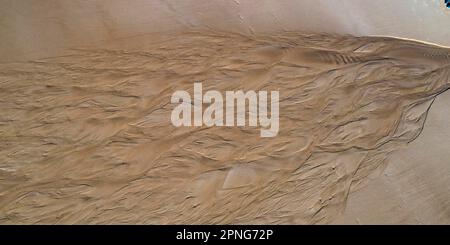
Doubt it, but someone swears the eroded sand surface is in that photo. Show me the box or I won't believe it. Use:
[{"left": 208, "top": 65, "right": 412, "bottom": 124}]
[
  {"left": 1, "top": 31, "right": 449, "bottom": 224},
  {"left": 334, "top": 90, "right": 450, "bottom": 224}
]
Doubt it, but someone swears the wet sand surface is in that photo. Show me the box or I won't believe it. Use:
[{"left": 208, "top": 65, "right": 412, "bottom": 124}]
[
  {"left": 1, "top": 31, "right": 449, "bottom": 224},
  {"left": 333, "top": 90, "right": 450, "bottom": 224}
]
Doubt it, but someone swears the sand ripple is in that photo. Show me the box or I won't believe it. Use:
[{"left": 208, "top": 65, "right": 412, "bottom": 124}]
[{"left": 0, "top": 32, "right": 449, "bottom": 224}]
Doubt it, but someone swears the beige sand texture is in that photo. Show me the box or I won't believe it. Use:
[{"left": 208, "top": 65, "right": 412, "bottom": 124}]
[
  {"left": 0, "top": 0, "right": 449, "bottom": 224},
  {"left": 333, "top": 91, "right": 450, "bottom": 224}
]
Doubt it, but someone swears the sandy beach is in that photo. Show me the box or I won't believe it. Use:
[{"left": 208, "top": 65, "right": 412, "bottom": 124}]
[{"left": 0, "top": 0, "right": 449, "bottom": 224}]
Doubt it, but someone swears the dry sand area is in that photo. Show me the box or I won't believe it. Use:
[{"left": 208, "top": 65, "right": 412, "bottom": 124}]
[{"left": 0, "top": 0, "right": 449, "bottom": 224}]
